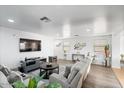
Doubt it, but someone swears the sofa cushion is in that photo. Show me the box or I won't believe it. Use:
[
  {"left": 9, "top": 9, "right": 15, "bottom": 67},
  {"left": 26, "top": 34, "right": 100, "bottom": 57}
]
[
  {"left": 49, "top": 73, "right": 68, "bottom": 88},
  {"left": 70, "top": 71, "right": 81, "bottom": 88},
  {"left": 71, "top": 62, "right": 86, "bottom": 71},
  {"left": 0, "top": 71, "right": 12, "bottom": 88},
  {"left": 26, "top": 60, "right": 36, "bottom": 66},
  {"left": 67, "top": 68, "right": 79, "bottom": 84},
  {"left": 63, "top": 66, "right": 71, "bottom": 78},
  {"left": 7, "top": 72, "right": 21, "bottom": 84},
  {"left": 0, "top": 65, "right": 11, "bottom": 76}
]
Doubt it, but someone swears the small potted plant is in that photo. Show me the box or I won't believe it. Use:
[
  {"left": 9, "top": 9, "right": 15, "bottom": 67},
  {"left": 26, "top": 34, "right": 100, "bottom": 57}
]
[
  {"left": 105, "top": 45, "right": 109, "bottom": 57},
  {"left": 104, "top": 45, "right": 110, "bottom": 67}
]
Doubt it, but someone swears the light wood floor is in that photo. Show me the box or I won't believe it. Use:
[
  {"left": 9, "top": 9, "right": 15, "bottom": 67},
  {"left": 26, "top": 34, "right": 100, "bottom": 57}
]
[
  {"left": 57, "top": 60, "right": 121, "bottom": 88},
  {"left": 112, "top": 68, "right": 124, "bottom": 88},
  {"left": 82, "top": 64, "right": 121, "bottom": 88}
]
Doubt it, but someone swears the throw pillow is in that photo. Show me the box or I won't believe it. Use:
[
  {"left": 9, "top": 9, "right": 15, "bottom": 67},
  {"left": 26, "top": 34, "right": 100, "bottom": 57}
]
[
  {"left": 67, "top": 68, "right": 79, "bottom": 84},
  {"left": 7, "top": 73, "right": 20, "bottom": 84},
  {"left": 0, "top": 66, "right": 11, "bottom": 76},
  {"left": 63, "top": 66, "right": 71, "bottom": 78}
]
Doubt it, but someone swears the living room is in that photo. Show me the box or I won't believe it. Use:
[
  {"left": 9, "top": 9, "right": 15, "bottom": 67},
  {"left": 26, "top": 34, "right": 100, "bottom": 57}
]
[{"left": 0, "top": 5, "right": 124, "bottom": 88}]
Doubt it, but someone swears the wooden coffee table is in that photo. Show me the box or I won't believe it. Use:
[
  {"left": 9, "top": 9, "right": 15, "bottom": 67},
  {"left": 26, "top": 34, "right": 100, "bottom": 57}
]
[{"left": 40, "top": 63, "right": 59, "bottom": 79}]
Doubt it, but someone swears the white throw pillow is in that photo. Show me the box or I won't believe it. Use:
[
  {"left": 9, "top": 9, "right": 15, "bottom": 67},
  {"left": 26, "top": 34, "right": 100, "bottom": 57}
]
[{"left": 0, "top": 71, "right": 12, "bottom": 88}]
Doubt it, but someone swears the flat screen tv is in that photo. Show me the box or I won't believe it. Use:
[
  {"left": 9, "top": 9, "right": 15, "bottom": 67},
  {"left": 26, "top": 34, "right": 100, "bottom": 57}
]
[{"left": 19, "top": 38, "right": 41, "bottom": 52}]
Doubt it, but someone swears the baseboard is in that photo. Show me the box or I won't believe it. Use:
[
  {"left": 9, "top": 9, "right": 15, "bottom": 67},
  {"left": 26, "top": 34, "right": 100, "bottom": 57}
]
[{"left": 112, "top": 66, "right": 121, "bottom": 69}]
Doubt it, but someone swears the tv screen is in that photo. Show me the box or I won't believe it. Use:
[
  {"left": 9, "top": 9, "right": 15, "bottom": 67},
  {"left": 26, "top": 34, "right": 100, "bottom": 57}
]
[{"left": 19, "top": 38, "right": 41, "bottom": 52}]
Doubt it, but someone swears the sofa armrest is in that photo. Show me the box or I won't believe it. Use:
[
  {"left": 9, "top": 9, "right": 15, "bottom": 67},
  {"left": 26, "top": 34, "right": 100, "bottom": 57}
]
[
  {"left": 21, "top": 61, "right": 26, "bottom": 67},
  {"left": 49, "top": 73, "right": 69, "bottom": 88},
  {"left": 7, "top": 71, "right": 23, "bottom": 84},
  {"left": 11, "top": 71, "right": 23, "bottom": 80}
]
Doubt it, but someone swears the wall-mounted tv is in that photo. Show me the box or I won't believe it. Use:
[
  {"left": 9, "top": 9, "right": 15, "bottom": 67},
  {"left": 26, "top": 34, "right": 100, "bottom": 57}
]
[{"left": 19, "top": 38, "right": 41, "bottom": 52}]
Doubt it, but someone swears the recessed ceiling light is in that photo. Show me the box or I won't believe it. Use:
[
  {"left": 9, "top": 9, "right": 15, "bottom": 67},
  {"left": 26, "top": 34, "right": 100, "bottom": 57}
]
[
  {"left": 8, "top": 19, "right": 15, "bottom": 23},
  {"left": 86, "top": 28, "right": 91, "bottom": 32}
]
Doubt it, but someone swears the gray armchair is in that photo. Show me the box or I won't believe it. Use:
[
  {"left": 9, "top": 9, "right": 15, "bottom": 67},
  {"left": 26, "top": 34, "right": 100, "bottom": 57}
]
[{"left": 49, "top": 58, "right": 91, "bottom": 88}]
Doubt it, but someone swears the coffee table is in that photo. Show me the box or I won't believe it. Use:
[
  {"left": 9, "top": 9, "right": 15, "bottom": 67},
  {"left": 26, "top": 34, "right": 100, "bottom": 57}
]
[{"left": 40, "top": 63, "right": 59, "bottom": 79}]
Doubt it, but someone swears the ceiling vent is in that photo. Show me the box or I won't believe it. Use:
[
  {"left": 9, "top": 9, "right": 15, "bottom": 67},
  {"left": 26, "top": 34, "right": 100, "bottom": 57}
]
[
  {"left": 74, "top": 35, "right": 79, "bottom": 37},
  {"left": 40, "top": 17, "right": 51, "bottom": 22}
]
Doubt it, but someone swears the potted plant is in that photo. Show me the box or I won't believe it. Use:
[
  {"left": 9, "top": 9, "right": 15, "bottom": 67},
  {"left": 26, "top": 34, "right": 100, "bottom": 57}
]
[
  {"left": 104, "top": 45, "right": 110, "bottom": 67},
  {"left": 13, "top": 74, "right": 45, "bottom": 88},
  {"left": 105, "top": 45, "right": 109, "bottom": 57},
  {"left": 13, "top": 73, "right": 62, "bottom": 88}
]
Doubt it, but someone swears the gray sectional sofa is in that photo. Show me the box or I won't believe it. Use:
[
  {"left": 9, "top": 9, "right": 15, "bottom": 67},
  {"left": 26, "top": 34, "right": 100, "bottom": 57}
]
[{"left": 49, "top": 58, "right": 92, "bottom": 88}]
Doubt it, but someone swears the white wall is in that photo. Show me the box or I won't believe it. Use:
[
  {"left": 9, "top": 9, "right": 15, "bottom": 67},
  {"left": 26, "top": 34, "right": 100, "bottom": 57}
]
[
  {"left": 112, "top": 31, "right": 124, "bottom": 68},
  {"left": 112, "top": 33, "right": 121, "bottom": 68},
  {"left": 0, "top": 27, "right": 2, "bottom": 63},
  {"left": 120, "top": 32, "right": 124, "bottom": 54},
  {"left": 54, "top": 40, "right": 64, "bottom": 59},
  {"left": 110, "top": 17, "right": 124, "bottom": 69},
  {"left": 0, "top": 27, "right": 54, "bottom": 68}
]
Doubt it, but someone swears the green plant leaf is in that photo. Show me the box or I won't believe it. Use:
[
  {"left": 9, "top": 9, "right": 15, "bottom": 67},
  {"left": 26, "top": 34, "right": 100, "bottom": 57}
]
[
  {"left": 46, "top": 82, "right": 62, "bottom": 88},
  {"left": 28, "top": 73, "right": 45, "bottom": 88},
  {"left": 105, "top": 45, "right": 109, "bottom": 50},
  {"left": 34, "top": 74, "right": 45, "bottom": 84},
  {"left": 13, "top": 81, "right": 26, "bottom": 88},
  {"left": 28, "top": 77, "right": 37, "bottom": 88},
  {"left": 13, "top": 73, "right": 46, "bottom": 88}
]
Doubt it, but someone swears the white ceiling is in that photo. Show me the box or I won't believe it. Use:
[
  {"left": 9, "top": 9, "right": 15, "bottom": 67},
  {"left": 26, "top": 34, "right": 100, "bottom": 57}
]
[{"left": 0, "top": 5, "right": 124, "bottom": 37}]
